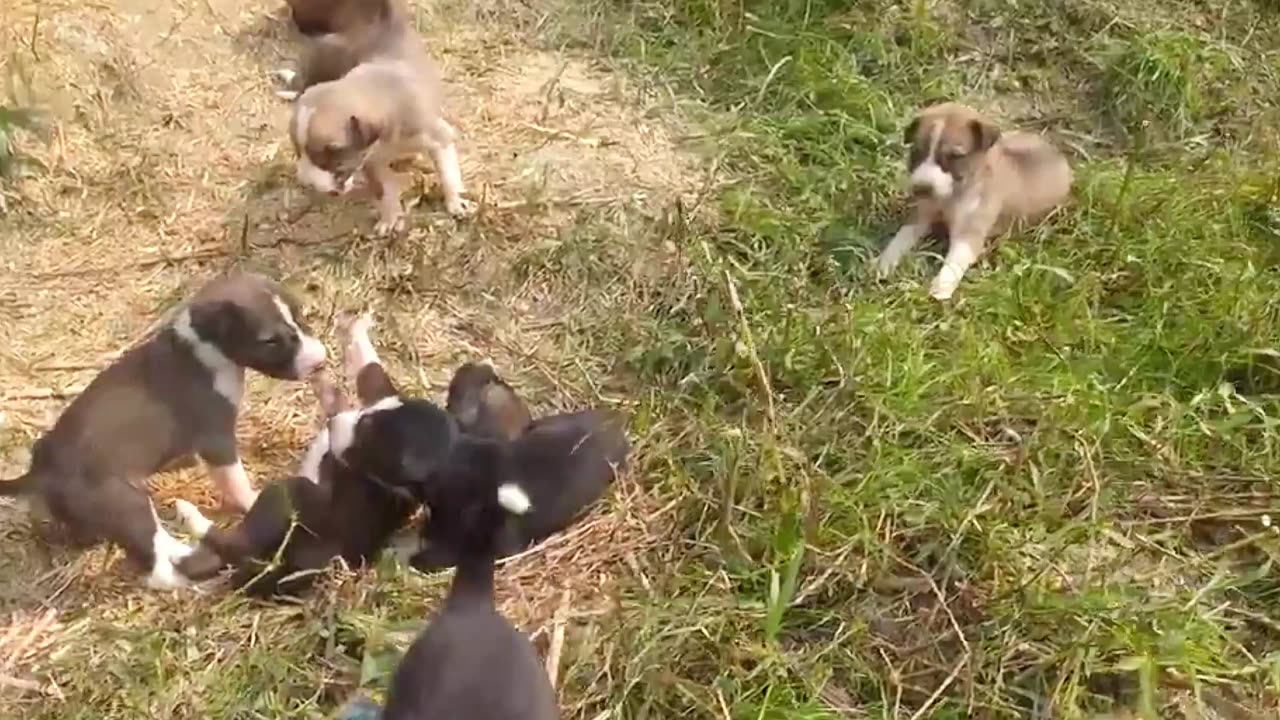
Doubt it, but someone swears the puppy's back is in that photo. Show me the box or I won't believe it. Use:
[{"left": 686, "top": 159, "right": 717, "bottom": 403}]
[
  {"left": 510, "top": 409, "right": 629, "bottom": 542},
  {"left": 994, "top": 131, "right": 1072, "bottom": 223}
]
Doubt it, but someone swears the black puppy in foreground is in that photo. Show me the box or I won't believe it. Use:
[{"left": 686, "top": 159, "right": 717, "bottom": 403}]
[
  {"left": 381, "top": 434, "right": 559, "bottom": 720},
  {"left": 411, "top": 364, "right": 631, "bottom": 572},
  {"left": 173, "top": 315, "right": 453, "bottom": 597}
]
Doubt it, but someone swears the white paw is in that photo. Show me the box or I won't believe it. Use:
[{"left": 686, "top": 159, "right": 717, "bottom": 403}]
[
  {"left": 174, "top": 499, "right": 214, "bottom": 538},
  {"left": 875, "top": 252, "right": 900, "bottom": 278},
  {"left": 270, "top": 68, "right": 298, "bottom": 85},
  {"left": 445, "top": 196, "right": 476, "bottom": 218},
  {"left": 275, "top": 90, "right": 300, "bottom": 101},
  {"left": 374, "top": 213, "right": 405, "bottom": 236},
  {"left": 928, "top": 278, "right": 958, "bottom": 301}
]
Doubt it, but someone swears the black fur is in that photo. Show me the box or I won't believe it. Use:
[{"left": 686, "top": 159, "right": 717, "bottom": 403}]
[
  {"left": 412, "top": 408, "right": 629, "bottom": 572},
  {"left": 381, "top": 437, "right": 558, "bottom": 720},
  {"left": 177, "top": 394, "right": 458, "bottom": 598}
]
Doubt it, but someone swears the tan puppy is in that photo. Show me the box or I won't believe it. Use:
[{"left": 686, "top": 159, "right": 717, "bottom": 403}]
[
  {"left": 284, "top": 0, "right": 473, "bottom": 235},
  {"left": 875, "top": 103, "right": 1072, "bottom": 301}
]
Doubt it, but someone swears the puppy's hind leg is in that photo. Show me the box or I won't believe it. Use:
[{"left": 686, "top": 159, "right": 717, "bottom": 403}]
[{"left": 338, "top": 312, "right": 397, "bottom": 405}]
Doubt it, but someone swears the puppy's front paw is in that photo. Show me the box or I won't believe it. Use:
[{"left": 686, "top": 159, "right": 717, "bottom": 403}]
[
  {"left": 374, "top": 215, "right": 406, "bottom": 237},
  {"left": 269, "top": 68, "right": 299, "bottom": 101},
  {"left": 928, "top": 277, "right": 959, "bottom": 301},
  {"left": 875, "top": 251, "right": 901, "bottom": 278},
  {"left": 445, "top": 196, "right": 476, "bottom": 219},
  {"left": 174, "top": 499, "right": 214, "bottom": 539},
  {"left": 270, "top": 68, "right": 297, "bottom": 85}
]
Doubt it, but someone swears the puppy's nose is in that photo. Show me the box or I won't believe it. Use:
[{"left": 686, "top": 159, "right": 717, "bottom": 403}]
[{"left": 910, "top": 182, "right": 935, "bottom": 198}]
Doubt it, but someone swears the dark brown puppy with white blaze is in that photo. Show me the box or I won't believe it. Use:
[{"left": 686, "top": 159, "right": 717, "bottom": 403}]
[
  {"left": 282, "top": 0, "right": 474, "bottom": 235},
  {"left": 876, "top": 102, "right": 1073, "bottom": 301},
  {"left": 172, "top": 316, "right": 454, "bottom": 597},
  {"left": 284, "top": 0, "right": 396, "bottom": 37},
  {"left": 381, "top": 444, "right": 558, "bottom": 720},
  {"left": 0, "top": 273, "right": 327, "bottom": 589},
  {"left": 446, "top": 360, "right": 532, "bottom": 442}
]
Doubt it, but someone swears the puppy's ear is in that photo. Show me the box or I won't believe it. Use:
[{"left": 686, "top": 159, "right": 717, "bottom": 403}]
[
  {"left": 903, "top": 117, "right": 921, "bottom": 147},
  {"left": 970, "top": 119, "right": 1001, "bottom": 152},
  {"left": 349, "top": 115, "right": 382, "bottom": 148},
  {"left": 186, "top": 300, "right": 241, "bottom": 344}
]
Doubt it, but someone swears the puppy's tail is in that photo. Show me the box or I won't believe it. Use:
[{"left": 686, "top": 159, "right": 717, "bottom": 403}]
[{"left": 0, "top": 471, "right": 36, "bottom": 497}]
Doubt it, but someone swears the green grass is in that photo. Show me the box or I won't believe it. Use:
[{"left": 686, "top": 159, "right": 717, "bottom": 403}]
[{"left": 524, "top": 0, "right": 1280, "bottom": 717}]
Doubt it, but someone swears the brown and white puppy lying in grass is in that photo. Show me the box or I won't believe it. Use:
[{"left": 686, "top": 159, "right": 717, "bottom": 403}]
[
  {"left": 172, "top": 313, "right": 451, "bottom": 598},
  {"left": 277, "top": 0, "right": 474, "bottom": 234},
  {"left": 876, "top": 102, "right": 1073, "bottom": 301},
  {"left": 0, "top": 272, "right": 327, "bottom": 589}
]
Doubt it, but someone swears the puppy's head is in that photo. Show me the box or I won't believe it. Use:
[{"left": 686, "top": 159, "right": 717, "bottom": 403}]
[
  {"left": 290, "top": 95, "right": 382, "bottom": 196},
  {"left": 327, "top": 397, "right": 458, "bottom": 490},
  {"left": 446, "top": 361, "right": 533, "bottom": 442},
  {"left": 903, "top": 103, "right": 1002, "bottom": 201},
  {"left": 182, "top": 273, "right": 327, "bottom": 380},
  {"left": 422, "top": 434, "right": 533, "bottom": 553}
]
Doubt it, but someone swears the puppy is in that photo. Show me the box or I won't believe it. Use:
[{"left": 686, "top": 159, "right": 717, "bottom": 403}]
[
  {"left": 284, "top": 0, "right": 474, "bottom": 234},
  {"left": 410, "top": 407, "right": 630, "bottom": 572},
  {"left": 173, "top": 316, "right": 453, "bottom": 597},
  {"left": 284, "top": 0, "right": 398, "bottom": 37},
  {"left": 0, "top": 273, "right": 327, "bottom": 589},
  {"left": 446, "top": 361, "right": 532, "bottom": 442},
  {"left": 875, "top": 102, "right": 1072, "bottom": 300},
  {"left": 380, "top": 445, "right": 558, "bottom": 720}
]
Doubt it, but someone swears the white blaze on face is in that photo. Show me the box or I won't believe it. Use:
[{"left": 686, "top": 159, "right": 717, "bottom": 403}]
[
  {"left": 292, "top": 103, "right": 340, "bottom": 194},
  {"left": 909, "top": 121, "right": 954, "bottom": 200},
  {"left": 272, "top": 296, "right": 327, "bottom": 378},
  {"left": 327, "top": 396, "right": 404, "bottom": 460}
]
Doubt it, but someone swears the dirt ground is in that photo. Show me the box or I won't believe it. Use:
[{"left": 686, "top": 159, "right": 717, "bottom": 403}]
[{"left": 0, "top": 0, "right": 699, "bottom": 713}]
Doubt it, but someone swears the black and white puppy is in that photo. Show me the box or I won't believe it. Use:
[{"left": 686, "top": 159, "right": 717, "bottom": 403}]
[
  {"left": 381, "top": 445, "right": 558, "bottom": 720},
  {"left": 412, "top": 364, "right": 630, "bottom": 571},
  {"left": 0, "top": 272, "right": 327, "bottom": 589},
  {"left": 173, "top": 316, "right": 454, "bottom": 597}
]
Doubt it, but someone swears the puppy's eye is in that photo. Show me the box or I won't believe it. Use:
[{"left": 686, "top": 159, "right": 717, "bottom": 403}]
[{"left": 258, "top": 334, "right": 283, "bottom": 347}]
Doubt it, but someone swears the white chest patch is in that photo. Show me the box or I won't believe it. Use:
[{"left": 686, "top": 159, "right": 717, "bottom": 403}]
[{"left": 173, "top": 308, "right": 245, "bottom": 405}]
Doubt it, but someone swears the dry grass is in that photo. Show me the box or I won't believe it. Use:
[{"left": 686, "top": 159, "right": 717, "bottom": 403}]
[{"left": 0, "top": 0, "right": 703, "bottom": 715}]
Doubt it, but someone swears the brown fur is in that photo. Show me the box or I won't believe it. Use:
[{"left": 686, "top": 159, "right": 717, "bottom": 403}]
[{"left": 878, "top": 102, "right": 1072, "bottom": 300}]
